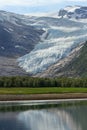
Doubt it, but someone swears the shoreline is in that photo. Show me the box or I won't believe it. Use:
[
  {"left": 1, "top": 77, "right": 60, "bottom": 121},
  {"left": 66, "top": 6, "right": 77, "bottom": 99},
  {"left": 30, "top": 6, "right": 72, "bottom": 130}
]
[{"left": 0, "top": 93, "right": 87, "bottom": 101}]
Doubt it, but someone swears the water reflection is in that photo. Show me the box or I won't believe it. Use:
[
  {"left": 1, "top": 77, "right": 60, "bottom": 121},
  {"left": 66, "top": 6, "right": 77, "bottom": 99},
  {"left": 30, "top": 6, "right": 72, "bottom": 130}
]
[
  {"left": 0, "top": 103, "right": 87, "bottom": 130},
  {"left": 19, "top": 110, "right": 63, "bottom": 130},
  {"left": 0, "top": 112, "right": 28, "bottom": 130},
  {"left": 18, "top": 108, "right": 82, "bottom": 130}
]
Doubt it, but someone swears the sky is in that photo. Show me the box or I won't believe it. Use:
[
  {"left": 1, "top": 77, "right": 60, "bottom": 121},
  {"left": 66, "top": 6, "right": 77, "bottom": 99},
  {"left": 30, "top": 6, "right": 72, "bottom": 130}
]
[{"left": 0, "top": 0, "right": 87, "bottom": 14}]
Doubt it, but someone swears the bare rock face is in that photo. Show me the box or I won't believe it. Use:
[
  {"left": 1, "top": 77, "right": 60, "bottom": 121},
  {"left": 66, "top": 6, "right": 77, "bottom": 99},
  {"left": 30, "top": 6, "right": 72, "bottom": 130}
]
[
  {"left": 0, "top": 11, "right": 44, "bottom": 57},
  {"left": 0, "top": 57, "right": 28, "bottom": 76}
]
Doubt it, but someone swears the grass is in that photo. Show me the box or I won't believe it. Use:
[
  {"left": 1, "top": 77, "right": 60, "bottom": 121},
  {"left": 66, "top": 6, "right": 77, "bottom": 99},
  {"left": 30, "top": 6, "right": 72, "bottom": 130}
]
[{"left": 0, "top": 87, "right": 87, "bottom": 95}]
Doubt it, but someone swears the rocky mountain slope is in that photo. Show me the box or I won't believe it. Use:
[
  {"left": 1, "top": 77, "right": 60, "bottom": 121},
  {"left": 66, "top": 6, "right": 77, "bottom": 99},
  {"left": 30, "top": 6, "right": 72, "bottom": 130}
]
[
  {"left": 36, "top": 41, "right": 87, "bottom": 77},
  {"left": 0, "top": 11, "right": 43, "bottom": 76},
  {"left": 63, "top": 41, "right": 87, "bottom": 77},
  {"left": 0, "top": 11, "right": 44, "bottom": 57}
]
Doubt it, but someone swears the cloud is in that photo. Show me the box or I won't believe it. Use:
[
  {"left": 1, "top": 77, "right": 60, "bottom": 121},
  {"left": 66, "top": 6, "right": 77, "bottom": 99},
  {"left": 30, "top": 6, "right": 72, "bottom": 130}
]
[
  {"left": 66, "top": 0, "right": 87, "bottom": 1},
  {"left": 0, "top": 0, "right": 87, "bottom": 8},
  {"left": 0, "top": 0, "right": 61, "bottom": 7},
  {"left": 0, "top": 0, "right": 87, "bottom": 14}
]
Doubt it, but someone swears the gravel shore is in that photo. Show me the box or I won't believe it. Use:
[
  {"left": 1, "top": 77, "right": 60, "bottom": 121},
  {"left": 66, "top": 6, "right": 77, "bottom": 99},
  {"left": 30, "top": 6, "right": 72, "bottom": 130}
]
[{"left": 0, "top": 93, "right": 87, "bottom": 101}]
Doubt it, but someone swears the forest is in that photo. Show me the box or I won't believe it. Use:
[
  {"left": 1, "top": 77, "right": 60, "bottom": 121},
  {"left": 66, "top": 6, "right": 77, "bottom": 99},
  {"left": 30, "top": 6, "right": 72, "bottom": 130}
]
[{"left": 0, "top": 76, "right": 87, "bottom": 88}]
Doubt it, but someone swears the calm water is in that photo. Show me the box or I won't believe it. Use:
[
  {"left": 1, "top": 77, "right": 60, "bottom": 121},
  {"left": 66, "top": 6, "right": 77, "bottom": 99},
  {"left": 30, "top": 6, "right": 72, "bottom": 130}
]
[{"left": 0, "top": 101, "right": 87, "bottom": 130}]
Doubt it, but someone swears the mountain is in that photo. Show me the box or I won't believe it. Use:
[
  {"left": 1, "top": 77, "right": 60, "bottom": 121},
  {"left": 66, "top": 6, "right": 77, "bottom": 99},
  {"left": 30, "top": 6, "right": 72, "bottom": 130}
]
[
  {"left": 0, "top": 6, "right": 87, "bottom": 77},
  {"left": 58, "top": 6, "right": 87, "bottom": 19}
]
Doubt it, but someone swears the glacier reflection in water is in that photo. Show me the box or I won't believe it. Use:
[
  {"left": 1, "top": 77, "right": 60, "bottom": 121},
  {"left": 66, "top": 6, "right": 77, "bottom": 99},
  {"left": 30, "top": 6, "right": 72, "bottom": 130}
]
[
  {"left": 0, "top": 104, "right": 87, "bottom": 130},
  {"left": 18, "top": 107, "right": 83, "bottom": 130}
]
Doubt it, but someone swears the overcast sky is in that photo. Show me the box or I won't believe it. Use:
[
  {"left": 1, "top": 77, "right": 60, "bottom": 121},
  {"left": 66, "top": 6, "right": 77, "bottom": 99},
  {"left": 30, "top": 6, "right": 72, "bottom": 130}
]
[{"left": 0, "top": 0, "right": 87, "bottom": 14}]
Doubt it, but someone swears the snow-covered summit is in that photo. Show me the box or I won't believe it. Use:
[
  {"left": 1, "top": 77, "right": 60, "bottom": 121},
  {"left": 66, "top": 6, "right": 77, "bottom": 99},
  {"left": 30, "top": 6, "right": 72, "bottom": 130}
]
[
  {"left": 58, "top": 6, "right": 87, "bottom": 19},
  {"left": 25, "top": 6, "right": 87, "bottom": 19}
]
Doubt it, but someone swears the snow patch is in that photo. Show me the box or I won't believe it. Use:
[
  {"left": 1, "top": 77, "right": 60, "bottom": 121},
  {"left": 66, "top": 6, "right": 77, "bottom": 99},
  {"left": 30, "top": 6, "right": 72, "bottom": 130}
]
[
  {"left": 15, "top": 45, "right": 21, "bottom": 48},
  {"left": 8, "top": 28, "right": 14, "bottom": 32},
  {"left": 1, "top": 46, "right": 5, "bottom": 50},
  {"left": 64, "top": 6, "right": 80, "bottom": 12}
]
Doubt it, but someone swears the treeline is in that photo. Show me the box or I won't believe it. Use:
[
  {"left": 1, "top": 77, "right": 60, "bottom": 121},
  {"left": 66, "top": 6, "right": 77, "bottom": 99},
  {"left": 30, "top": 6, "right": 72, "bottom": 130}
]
[{"left": 0, "top": 76, "right": 87, "bottom": 88}]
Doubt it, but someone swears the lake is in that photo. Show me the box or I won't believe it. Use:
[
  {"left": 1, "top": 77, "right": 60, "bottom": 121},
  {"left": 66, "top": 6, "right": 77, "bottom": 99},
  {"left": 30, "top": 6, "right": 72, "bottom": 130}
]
[{"left": 0, "top": 99, "right": 87, "bottom": 130}]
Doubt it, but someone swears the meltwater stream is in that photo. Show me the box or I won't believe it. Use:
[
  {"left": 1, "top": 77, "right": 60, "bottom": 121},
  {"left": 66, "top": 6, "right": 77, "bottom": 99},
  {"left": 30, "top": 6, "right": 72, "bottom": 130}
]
[{"left": 0, "top": 101, "right": 87, "bottom": 130}]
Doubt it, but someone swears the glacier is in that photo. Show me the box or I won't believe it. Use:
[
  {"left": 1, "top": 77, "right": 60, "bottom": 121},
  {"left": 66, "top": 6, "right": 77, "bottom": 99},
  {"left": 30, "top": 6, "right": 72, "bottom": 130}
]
[{"left": 18, "top": 17, "right": 87, "bottom": 74}]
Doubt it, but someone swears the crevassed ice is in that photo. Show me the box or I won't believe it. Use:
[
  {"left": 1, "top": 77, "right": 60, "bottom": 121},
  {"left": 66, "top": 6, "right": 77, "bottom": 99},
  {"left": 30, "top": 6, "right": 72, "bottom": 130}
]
[{"left": 18, "top": 18, "right": 87, "bottom": 74}]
